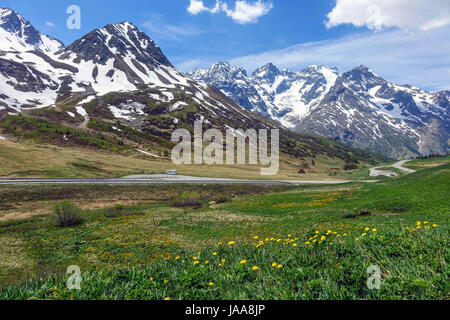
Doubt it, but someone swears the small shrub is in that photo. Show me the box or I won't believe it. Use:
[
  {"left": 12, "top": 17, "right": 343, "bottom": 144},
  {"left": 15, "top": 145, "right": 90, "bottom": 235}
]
[
  {"left": 172, "top": 192, "right": 201, "bottom": 207},
  {"left": 54, "top": 201, "right": 82, "bottom": 227}
]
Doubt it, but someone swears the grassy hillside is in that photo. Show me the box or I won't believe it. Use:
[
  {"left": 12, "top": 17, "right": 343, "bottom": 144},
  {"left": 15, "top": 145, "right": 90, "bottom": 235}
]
[
  {"left": 0, "top": 111, "right": 387, "bottom": 179},
  {"left": 0, "top": 162, "right": 448, "bottom": 299}
]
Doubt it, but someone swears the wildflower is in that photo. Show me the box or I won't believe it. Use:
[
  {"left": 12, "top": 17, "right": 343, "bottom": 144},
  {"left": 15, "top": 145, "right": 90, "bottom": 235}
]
[
  {"left": 228, "top": 241, "right": 236, "bottom": 246},
  {"left": 175, "top": 256, "right": 180, "bottom": 260},
  {"left": 293, "top": 243, "right": 298, "bottom": 247},
  {"left": 194, "top": 261, "right": 200, "bottom": 265},
  {"left": 372, "top": 229, "right": 377, "bottom": 232},
  {"left": 362, "top": 233, "right": 367, "bottom": 237},
  {"left": 209, "top": 282, "right": 214, "bottom": 286},
  {"left": 433, "top": 224, "right": 438, "bottom": 228},
  {"left": 252, "top": 266, "right": 259, "bottom": 271},
  {"left": 305, "top": 242, "right": 311, "bottom": 245},
  {"left": 254, "top": 236, "right": 259, "bottom": 239},
  {"left": 424, "top": 221, "right": 429, "bottom": 224},
  {"left": 218, "top": 242, "right": 222, "bottom": 246},
  {"left": 149, "top": 277, "right": 154, "bottom": 281},
  {"left": 329, "top": 242, "right": 334, "bottom": 245},
  {"left": 272, "top": 262, "right": 278, "bottom": 267},
  {"left": 222, "top": 259, "right": 226, "bottom": 263},
  {"left": 218, "top": 263, "right": 223, "bottom": 267},
  {"left": 320, "top": 236, "right": 326, "bottom": 241},
  {"left": 343, "top": 233, "right": 348, "bottom": 237},
  {"left": 193, "top": 256, "right": 198, "bottom": 260},
  {"left": 355, "top": 238, "right": 360, "bottom": 241},
  {"left": 277, "top": 264, "right": 283, "bottom": 269},
  {"left": 205, "top": 261, "right": 209, "bottom": 265},
  {"left": 288, "top": 234, "right": 292, "bottom": 237},
  {"left": 164, "top": 280, "right": 169, "bottom": 284},
  {"left": 365, "top": 227, "right": 370, "bottom": 232},
  {"left": 240, "top": 260, "right": 247, "bottom": 264},
  {"left": 164, "top": 297, "right": 170, "bottom": 301},
  {"left": 315, "top": 231, "right": 320, "bottom": 234},
  {"left": 213, "top": 252, "right": 217, "bottom": 256}
]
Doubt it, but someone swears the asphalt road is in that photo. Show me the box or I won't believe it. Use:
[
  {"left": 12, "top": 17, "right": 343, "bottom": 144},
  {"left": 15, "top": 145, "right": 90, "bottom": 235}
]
[{"left": 0, "top": 178, "right": 352, "bottom": 186}]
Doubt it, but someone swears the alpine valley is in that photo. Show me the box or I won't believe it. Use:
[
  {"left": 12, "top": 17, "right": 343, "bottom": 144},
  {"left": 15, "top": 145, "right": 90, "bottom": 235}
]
[
  {"left": 188, "top": 62, "right": 449, "bottom": 159},
  {"left": 0, "top": 8, "right": 386, "bottom": 179}
]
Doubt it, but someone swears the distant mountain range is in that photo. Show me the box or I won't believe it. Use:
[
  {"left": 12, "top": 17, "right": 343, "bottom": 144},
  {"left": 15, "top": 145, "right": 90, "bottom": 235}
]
[
  {"left": 0, "top": 8, "right": 383, "bottom": 168},
  {"left": 188, "top": 62, "right": 449, "bottom": 159}
]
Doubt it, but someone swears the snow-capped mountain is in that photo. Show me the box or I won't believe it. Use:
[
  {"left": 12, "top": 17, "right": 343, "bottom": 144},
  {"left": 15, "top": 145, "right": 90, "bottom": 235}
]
[
  {"left": 0, "top": 8, "right": 63, "bottom": 52},
  {"left": 0, "top": 8, "right": 389, "bottom": 168},
  {"left": 296, "top": 65, "right": 449, "bottom": 159},
  {"left": 188, "top": 62, "right": 449, "bottom": 159},
  {"left": 188, "top": 62, "right": 338, "bottom": 127},
  {"left": 0, "top": 8, "right": 254, "bottom": 129}
]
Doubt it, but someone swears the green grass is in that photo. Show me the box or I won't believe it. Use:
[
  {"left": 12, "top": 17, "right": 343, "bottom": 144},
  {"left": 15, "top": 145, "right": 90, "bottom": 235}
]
[{"left": 0, "top": 163, "right": 448, "bottom": 300}]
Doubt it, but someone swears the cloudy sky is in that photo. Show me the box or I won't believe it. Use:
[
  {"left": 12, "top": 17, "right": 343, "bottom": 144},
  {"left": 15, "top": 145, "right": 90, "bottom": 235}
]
[{"left": 3, "top": 0, "right": 450, "bottom": 91}]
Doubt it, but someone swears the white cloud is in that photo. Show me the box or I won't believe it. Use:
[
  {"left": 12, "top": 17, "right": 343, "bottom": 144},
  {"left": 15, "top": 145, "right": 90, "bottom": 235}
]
[
  {"left": 45, "top": 21, "right": 56, "bottom": 27},
  {"left": 187, "top": 0, "right": 273, "bottom": 24},
  {"left": 222, "top": 0, "right": 273, "bottom": 24},
  {"left": 229, "top": 27, "right": 450, "bottom": 91},
  {"left": 326, "top": 0, "right": 450, "bottom": 31},
  {"left": 187, "top": 0, "right": 220, "bottom": 15}
]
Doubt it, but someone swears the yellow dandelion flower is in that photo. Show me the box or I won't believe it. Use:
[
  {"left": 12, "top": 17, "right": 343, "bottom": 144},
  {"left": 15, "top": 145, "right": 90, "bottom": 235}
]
[
  {"left": 293, "top": 243, "right": 298, "bottom": 247},
  {"left": 218, "top": 263, "right": 223, "bottom": 267},
  {"left": 252, "top": 266, "right": 259, "bottom": 271},
  {"left": 149, "top": 277, "right": 154, "bottom": 281},
  {"left": 194, "top": 261, "right": 200, "bottom": 265},
  {"left": 175, "top": 256, "right": 180, "bottom": 260},
  {"left": 355, "top": 238, "right": 360, "bottom": 241},
  {"left": 372, "top": 229, "right": 377, "bottom": 232},
  {"left": 362, "top": 233, "right": 367, "bottom": 237},
  {"left": 365, "top": 227, "right": 370, "bottom": 232},
  {"left": 240, "top": 260, "right": 247, "bottom": 264},
  {"left": 221, "top": 259, "right": 226, "bottom": 263},
  {"left": 343, "top": 233, "right": 348, "bottom": 237},
  {"left": 433, "top": 224, "right": 438, "bottom": 228},
  {"left": 305, "top": 242, "right": 311, "bottom": 245},
  {"left": 272, "top": 262, "right": 278, "bottom": 267},
  {"left": 320, "top": 236, "right": 326, "bottom": 241},
  {"left": 277, "top": 264, "right": 283, "bottom": 269},
  {"left": 228, "top": 241, "right": 236, "bottom": 246},
  {"left": 213, "top": 252, "right": 217, "bottom": 256},
  {"left": 218, "top": 242, "right": 222, "bottom": 246},
  {"left": 209, "top": 282, "right": 214, "bottom": 286},
  {"left": 205, "top": 261, "right": 209, "bottom": 264},
  {"left": 164, "top": 297, "right": 170, "bottom": 301},
  {"left": 315, "top": 231, "right": 320, "bottom": 234},
  {"left": 254, "top": 236, "right": 259, "bottom": 239},
  {"left": 164, "top": 280, "right": 169, "bottom": 284}
]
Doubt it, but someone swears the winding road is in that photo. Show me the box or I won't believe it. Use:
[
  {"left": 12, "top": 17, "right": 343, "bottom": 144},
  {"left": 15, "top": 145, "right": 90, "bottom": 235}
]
[
  {"left": 0, "top": 161, "right": 416, "bottom": 186},
  {"left": 369, "top": 160, "right": 416, "bottom": 177}
]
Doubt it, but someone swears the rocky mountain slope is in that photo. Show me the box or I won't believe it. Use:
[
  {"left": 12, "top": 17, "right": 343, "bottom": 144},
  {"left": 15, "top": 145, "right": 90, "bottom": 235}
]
[
  {"left": 189, "top": 62, "right": 449, "bottom": 159},
  {"left": 0, "top": 8, "right": 384, "bottom": 170}
]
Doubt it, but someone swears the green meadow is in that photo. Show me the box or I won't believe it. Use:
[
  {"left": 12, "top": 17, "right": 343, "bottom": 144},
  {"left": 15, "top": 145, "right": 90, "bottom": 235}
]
[{"left": 0, "top": 162, "right": 448, "bottom": 300}]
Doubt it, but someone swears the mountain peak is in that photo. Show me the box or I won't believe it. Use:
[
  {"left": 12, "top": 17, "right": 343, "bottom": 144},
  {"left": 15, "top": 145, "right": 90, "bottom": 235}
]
[
  {"left": 0, "top": 7, "right": 64, "bottom": 52},
  {"left": 63, "top": 22, "right": 172, "bottom": 66},
  {"left": 252, "top": 63, "right": 280, "bottom": 80}
]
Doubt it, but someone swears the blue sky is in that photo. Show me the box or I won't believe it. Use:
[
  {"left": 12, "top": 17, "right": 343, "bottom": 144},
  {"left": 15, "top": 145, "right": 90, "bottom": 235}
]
[{"left": 2, "top": 0, "right": 450, "bottom": 91}]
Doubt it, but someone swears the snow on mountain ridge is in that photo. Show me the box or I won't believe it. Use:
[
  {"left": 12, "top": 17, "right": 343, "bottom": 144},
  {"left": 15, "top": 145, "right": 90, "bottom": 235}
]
[{"left": 0, "top": 7, "right": 63, "bottom": 52}]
